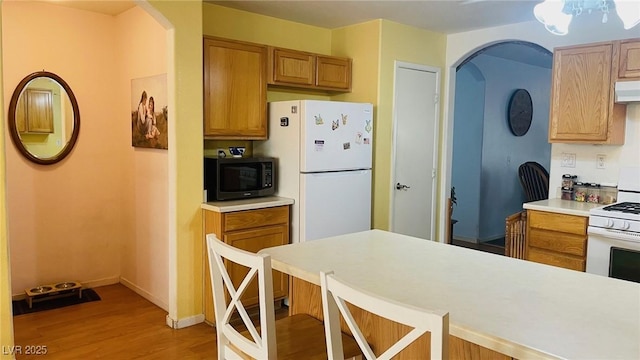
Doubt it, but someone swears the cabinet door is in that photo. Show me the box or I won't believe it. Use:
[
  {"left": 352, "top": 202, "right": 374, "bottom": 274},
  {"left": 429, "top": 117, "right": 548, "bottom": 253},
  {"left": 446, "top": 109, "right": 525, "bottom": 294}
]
[
  {"left": 618, "top": 39, "right": 640, "bottom": 79},
  {"left": 24, "top": 89, "right": 54, "bottom": 133},
  {"left": 203, "top": 38, "right": 267, "bottom": 139},
  {"left": 316, "top": 55, "right": 352, "bottom": 90},
  {"left": 270, "top": 48, "right": 315, "bottom": 86},
  {"left": 548, "top": 43, "right": 623, "bottom": 144},
  {"left": 224, "top": 224, "right": 289, "bottom": 307}
]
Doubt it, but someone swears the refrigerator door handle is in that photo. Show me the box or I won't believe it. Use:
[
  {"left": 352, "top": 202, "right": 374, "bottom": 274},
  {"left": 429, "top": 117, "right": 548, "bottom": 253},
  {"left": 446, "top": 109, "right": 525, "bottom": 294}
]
[{"left": 396, "top": 183, "right": 411, "bottom": 190}]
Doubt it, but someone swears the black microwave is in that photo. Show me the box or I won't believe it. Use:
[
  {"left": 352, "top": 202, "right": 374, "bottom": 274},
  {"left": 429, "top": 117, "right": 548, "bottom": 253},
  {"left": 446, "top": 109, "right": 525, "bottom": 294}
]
[{"left": 204, "top": 156, "right": 276, "bottom": 201}]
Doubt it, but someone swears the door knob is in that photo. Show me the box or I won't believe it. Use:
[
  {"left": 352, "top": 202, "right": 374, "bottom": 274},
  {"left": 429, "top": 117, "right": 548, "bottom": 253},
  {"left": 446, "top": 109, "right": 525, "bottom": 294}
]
[{"left": 396, "top": 183, "right": 411, "bottom": 190}]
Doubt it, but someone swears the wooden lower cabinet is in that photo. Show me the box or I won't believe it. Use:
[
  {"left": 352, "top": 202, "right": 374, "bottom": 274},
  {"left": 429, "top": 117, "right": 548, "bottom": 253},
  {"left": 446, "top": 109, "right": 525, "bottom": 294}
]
[
  {"left": 290, "top": 278, "right": 512, "bottom": 360},
  {"left": 525, "top": 210, "right": 588, "bottom": 271},
  {"left": 203, "top": 206, "right": 290, "bottom": 323}
]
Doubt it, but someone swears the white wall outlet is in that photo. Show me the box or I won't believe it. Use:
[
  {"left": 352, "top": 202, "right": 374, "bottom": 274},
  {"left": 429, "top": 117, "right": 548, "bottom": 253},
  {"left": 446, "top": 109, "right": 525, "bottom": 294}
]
[
  {"left": 561, "top": 153, "right": 576, "bottom": 168},
  {"left": 596, "top": 154, "right": 606, "bottom": 169}
]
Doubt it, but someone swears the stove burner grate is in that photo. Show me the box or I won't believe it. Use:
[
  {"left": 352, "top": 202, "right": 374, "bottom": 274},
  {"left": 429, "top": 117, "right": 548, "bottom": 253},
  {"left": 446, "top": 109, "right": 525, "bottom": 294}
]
[{"left": 603, "top": 202, "right": 640, "bottom": 215}]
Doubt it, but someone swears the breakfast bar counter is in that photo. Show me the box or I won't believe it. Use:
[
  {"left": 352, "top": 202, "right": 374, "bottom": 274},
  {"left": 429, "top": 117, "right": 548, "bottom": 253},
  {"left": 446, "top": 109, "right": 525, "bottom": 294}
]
[{"left": 259, "top": 230, "right": 640, "bottom": 359}]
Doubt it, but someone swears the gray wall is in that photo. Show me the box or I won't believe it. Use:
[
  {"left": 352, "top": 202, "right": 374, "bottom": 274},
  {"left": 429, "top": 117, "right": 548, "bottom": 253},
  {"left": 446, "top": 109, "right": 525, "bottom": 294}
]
[{"left": 452, "top": 50, "right": 552, "bottom": 242}]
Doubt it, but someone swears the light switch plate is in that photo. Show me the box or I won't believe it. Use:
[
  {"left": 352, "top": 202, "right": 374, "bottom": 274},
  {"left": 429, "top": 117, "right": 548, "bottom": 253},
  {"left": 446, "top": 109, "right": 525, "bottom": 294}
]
[
  {"left": 596, "top": 154, "right": 606, "bottom": 169},
  {"left": 561, "top": 153, "right": 576, "bottom": 168}
]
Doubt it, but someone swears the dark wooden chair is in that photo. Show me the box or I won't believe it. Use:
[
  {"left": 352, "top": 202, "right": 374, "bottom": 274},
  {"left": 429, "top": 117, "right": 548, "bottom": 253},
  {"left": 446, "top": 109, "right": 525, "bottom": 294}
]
[{"left": 518, "top": 162, "right": 549, "bottom": 203}]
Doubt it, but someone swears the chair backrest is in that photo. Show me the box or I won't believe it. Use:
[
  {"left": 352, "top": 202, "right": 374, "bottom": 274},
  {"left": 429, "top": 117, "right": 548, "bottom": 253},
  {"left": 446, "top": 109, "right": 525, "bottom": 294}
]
[
  {"left": 320, "top": 271, "right": 449, "bottom": 360},
  {"left": 206, "top": 234, "right": 276, "bottom": 359},
  {"left": 518, "top": 161, "right": 549, "bottom": 202}
]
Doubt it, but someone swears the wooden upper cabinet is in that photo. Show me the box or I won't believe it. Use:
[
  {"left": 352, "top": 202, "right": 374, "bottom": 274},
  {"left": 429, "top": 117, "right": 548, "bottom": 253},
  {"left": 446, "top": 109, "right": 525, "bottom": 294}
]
[
  {"left": 316, "top": 55, "right": 352, "bottom": 90},
  {"left": 16, "top": 88, "right": 54, "bottom": 134},
  {"left": 270, "top": 48, "right": 315, "bottom": 86},
  {"left": 268, "top": 47, "right": 352, "bottom": 91},
  {"left": 548, "top": 42, "right": 626, "bottom": 144},
  {"left": 617, "top": 38, "right": 640, "bottom": 80},
  {"left": 203, "top": 37, "right": 267, "bottom": 140}
]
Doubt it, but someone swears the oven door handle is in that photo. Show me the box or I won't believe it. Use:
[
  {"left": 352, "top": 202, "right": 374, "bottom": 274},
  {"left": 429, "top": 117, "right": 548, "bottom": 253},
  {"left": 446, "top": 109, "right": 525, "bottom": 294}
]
[{"left": 588, "top": 226, "right": 640, "bottom": 243}]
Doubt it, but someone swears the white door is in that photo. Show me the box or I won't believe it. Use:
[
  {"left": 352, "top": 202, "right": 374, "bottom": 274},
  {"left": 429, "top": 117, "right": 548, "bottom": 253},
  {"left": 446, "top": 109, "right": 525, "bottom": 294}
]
[
  {"left": 299, "top": 170, "right": 371, "bottom": 242},
  {"left": 391, "top": 62, "right": 440, "bottom": 240}
]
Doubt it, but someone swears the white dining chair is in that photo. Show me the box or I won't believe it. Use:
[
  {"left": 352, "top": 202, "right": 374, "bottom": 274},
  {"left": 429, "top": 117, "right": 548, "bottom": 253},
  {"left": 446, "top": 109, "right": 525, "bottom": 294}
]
[
  {"left": 206, "top": 234, "right": 361, "bottom": 359},
  {"left": 320, "top": 270, "right": 450, "bottom": 360}
]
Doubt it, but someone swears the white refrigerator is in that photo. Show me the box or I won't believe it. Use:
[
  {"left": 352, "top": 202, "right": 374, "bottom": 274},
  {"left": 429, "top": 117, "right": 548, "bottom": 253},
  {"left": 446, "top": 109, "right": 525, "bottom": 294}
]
[{"left": 254, "top": 100, "right": 373, "bottom": 243}]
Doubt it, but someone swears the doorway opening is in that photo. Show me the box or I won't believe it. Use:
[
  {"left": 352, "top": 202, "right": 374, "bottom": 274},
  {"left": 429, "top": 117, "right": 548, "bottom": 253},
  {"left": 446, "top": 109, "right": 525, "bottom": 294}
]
[{"left": 450, "top": 41, "right": 553, "bottom": 250}]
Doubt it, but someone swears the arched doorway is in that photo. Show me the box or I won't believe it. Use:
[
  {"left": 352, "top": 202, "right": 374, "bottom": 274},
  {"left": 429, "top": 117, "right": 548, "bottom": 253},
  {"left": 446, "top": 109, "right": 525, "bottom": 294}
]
[{"left": 450, "top": 41, "right": 553, "bottom": 247}]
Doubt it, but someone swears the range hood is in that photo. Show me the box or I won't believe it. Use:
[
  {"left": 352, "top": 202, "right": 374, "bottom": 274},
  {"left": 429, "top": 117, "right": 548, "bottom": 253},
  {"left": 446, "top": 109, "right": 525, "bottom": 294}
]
[{"left": 615, "top": 81, "right": 640, "bottom": 103}]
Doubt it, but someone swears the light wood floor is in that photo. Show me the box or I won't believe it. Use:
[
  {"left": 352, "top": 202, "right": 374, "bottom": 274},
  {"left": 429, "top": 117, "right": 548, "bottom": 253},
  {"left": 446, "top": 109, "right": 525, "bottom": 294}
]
[{"left": 13, "top": 284, "right": 218, "bottom": 359}]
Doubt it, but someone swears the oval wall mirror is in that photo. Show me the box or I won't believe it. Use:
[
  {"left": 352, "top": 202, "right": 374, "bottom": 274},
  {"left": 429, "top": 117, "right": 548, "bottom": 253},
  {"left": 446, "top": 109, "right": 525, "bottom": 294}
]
[{"left": 8, "top": 71, "right": 80, "bottom": 165}]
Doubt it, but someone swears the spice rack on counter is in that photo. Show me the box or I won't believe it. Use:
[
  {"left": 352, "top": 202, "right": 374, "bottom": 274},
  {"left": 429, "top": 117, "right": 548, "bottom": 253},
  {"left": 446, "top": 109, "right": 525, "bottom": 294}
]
[{"left": 561, "top": 174, "right": 617, "bottom": 205}]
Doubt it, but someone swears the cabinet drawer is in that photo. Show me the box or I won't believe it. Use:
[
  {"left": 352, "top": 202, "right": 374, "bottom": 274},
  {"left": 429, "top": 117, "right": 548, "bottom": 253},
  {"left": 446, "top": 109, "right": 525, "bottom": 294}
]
[
  {"left": 224, "top": 206, "right": 289, "bottom": 231},
  {"left": 528, "top": 228, "right": 586, "bottom": 256},
  {"left": 528, "top": 210, "right": 587, "bottom": 235},
  {"left": 528, "top": 247, "right": 585, "bottom": 271}
]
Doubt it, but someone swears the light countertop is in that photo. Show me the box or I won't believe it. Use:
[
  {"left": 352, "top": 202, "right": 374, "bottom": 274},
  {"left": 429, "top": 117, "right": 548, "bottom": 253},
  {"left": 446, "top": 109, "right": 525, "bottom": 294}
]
[
  {"left": 201, "top": 196, "right": 294, "bottom": 213},
  {"left": 260, "top": 229, "right": 640, "bottom": 360},
  {"left": 523, "top": 198, "right": 603, "bottom": 217}
]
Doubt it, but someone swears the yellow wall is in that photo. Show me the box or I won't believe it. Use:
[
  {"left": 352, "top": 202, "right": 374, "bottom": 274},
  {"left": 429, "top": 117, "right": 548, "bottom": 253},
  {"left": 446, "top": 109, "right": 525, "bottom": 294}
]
[
  {"left": 376, "top": 20, "right": 446, "bottom": 232},
  {"left": 332, "top": 20, "right": 446, "bottom": 232},
  {"left": 0, "top": 3, "right": 15, "bottom": 355},
  {"left": 203, "top": 3, "right": 330, "bottom": 54},
  {"left": 144, "top": 0, "right": 203, "bottom": 321}
]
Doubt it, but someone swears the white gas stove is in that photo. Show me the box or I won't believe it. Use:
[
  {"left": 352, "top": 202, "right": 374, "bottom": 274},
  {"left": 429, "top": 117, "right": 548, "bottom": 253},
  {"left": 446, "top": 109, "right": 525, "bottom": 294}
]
[
  {"left": 589, "top": 202, "right": 640, "bottom": 232},
  {"left": 586, "top": 167, "right": 640, "bottom": 283}
]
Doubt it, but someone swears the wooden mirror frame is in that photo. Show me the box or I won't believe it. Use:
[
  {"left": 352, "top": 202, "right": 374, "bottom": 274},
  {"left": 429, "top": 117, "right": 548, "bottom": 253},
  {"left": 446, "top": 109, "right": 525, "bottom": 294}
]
[{"left": 8, "top": 71, "right": 80, "bottom": 165}]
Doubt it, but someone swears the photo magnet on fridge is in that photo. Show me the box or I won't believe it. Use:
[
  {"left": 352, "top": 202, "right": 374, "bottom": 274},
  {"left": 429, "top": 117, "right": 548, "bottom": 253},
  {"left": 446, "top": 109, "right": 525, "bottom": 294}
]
[{"left": 356, "top": 132, "right": 363, "bottom": 144}]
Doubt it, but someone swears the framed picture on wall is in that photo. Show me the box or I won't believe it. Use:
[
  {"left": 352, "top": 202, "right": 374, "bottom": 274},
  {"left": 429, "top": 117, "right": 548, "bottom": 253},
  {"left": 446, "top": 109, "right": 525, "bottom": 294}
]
[{"left": 131, "top": 74, "right": 168, "bottom": 149}]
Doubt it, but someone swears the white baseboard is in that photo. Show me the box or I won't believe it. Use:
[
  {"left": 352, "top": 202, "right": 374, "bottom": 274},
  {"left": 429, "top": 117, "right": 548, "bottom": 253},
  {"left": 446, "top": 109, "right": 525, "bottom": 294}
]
[
  {"left": 165, "top": 313, "right": 205, "bottom": 329},
  {"left": 452, "top": 236, "right": 477, "bottom": 243},
  {"left": 479, "top": 234, "right": 505, "bottom": 243},
  {"left": 11, "top": 276, "right": 119, "bottom": 301},
  {"left": 82, "top": 276, "right": 120, "bottom": 289},
  {"left": 119, "top": 277, "right": 169, "bottom": 312}
]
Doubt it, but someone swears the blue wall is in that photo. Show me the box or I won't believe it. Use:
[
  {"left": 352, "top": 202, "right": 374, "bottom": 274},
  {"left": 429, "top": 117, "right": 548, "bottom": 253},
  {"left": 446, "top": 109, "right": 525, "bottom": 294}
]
[
  {"left": 451, "top": 63, "right": 485, "bottom": 241},
  {"left": 452, "top": 50, "right": 552, "bottom": 242}
]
